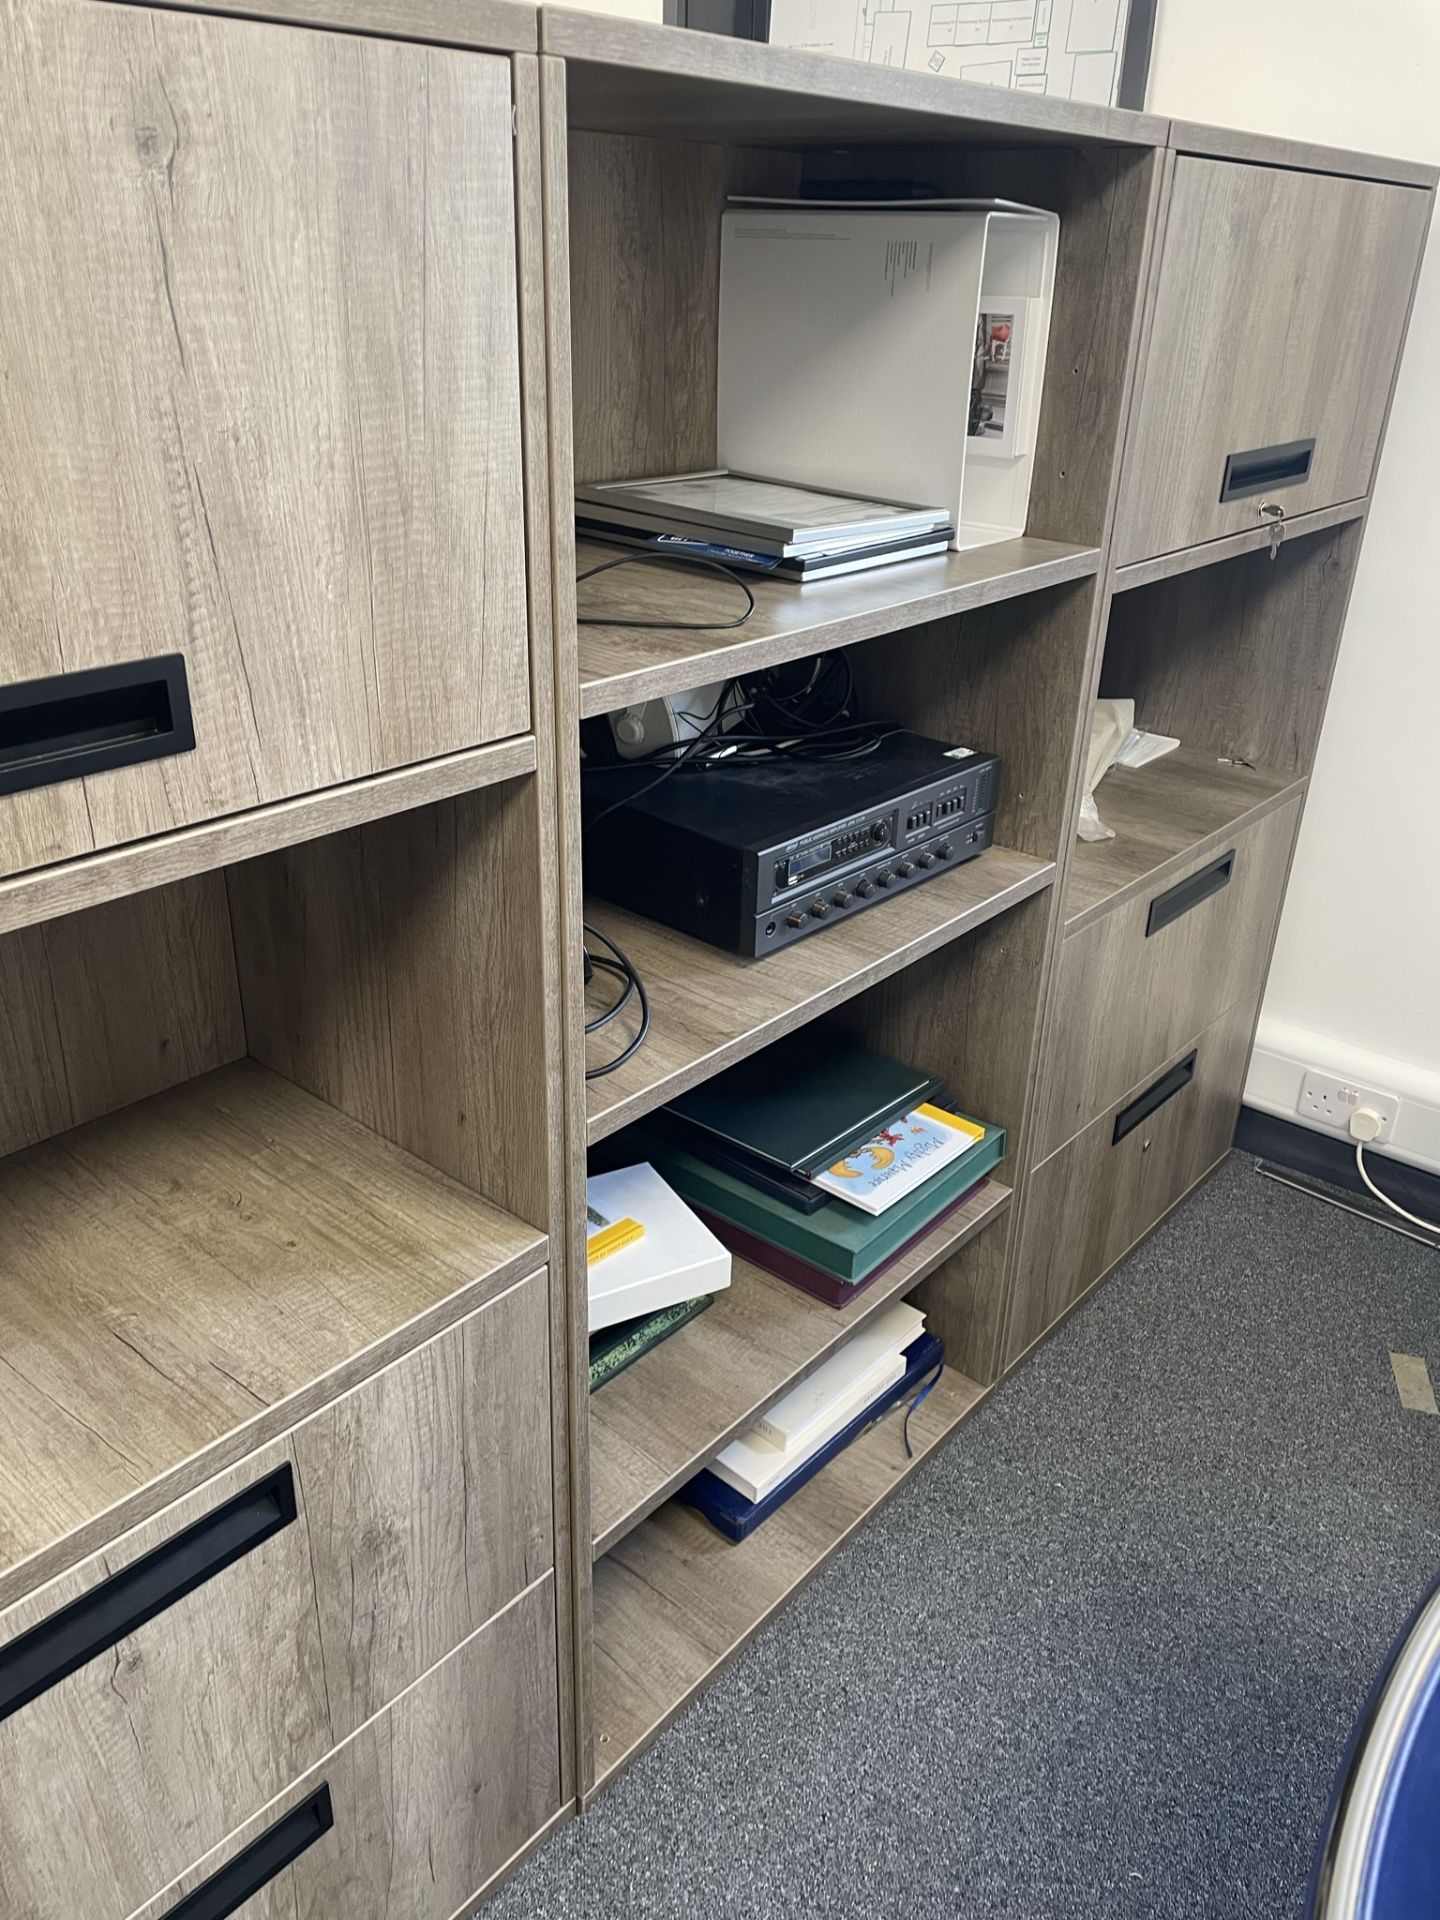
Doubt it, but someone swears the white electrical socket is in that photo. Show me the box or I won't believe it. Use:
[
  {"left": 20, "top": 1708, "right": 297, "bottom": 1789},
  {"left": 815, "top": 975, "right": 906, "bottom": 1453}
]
[{"left": 1297, "top": 1070, "right": 1399, "bottom": 1143}]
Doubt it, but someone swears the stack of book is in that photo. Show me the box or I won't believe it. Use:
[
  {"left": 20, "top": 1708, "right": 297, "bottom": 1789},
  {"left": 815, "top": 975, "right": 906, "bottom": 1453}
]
[
  {"left": 586, "top": 1163, "right": 731, "bottom": 1393},
  {"left": 681, "top": 1301, "right": 944, "bottom": 1540},
  {"left": 575, "top": 470, "right": 954, "bottom": 582},
  {"left": 633, "top": 1029, "right": 1004, "bottom": 1307}
]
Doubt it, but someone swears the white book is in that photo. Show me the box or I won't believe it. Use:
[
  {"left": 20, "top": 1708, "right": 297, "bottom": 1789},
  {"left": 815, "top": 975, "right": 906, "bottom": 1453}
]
[
  {"left": 586, "top": 1163, "right": 731, "bottom": 1333},
  {"left": 708, "top": 1352, "right": 908, "bottom": 1503},
  {"left": 752, "top": 1299, "right": 927, "bottom": 1450},
  {"left": 708, "top": 1301, "right": 925, "bottom": 1502}
]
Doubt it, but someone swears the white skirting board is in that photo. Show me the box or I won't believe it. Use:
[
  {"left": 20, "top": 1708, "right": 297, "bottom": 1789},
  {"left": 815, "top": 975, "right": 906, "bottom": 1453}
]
[{"left": 1246, "top": 1014, "right": 1440, "bottom": 1178}]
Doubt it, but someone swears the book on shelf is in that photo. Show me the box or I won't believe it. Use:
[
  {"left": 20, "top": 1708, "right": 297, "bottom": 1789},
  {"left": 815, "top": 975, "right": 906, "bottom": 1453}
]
[
  {"left": 810, "top": 1104, "right": 988, "bottom": 1217},
  {"left": 695, "top": 1185, "right": 980, "bottom": 1309},
  {"left": 708, "top": 1300, "right": 925, "bottom": 1501},
  {"left": 586, "top": 1163, "right": 732, "bottom": 1333},
  {"left": 575, "top": 470, "right": 951, "bottom": 556},
  {"left": 585, "top": 1203, "right": 645, "bottom": 1264},
  {"left": 749, "top": 1299, "right": 926, "bottom": 1455},
  {"left": 664, "top": 1033, "right": 943, "bottom": 1180},
  {"left": 588, "top": 1295, "right": 713, "bottom": 1394},
  {"left": 641, "top": 1120, "right": 1004, "bottom": 1285},
  {"left": 646, "top": 1113, "right": 832, "bottom": 1215},
  {"left": 575, "top": 520, "right": 954, "bottom": 582},
  {"left": 681, "top": 1330, "right": 945, "bottom": 1543}
]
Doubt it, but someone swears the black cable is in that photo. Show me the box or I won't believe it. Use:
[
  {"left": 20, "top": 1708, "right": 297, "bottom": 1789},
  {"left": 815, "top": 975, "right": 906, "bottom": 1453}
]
[
  {"left": 583, "top": 922, "right": 650, "bottom": 1080},
  {"left": 575, "top": 551, "right": 756, "bottom": 630}
]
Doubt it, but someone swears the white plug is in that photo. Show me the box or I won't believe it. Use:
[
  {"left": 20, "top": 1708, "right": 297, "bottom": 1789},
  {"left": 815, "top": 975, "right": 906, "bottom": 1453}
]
[{"left": 1350, "top": 1106, "right": 1385, "bottom": 1143}]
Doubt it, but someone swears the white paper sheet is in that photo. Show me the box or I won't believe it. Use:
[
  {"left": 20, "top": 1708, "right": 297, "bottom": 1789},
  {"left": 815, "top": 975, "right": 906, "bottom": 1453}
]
[{"left": 768, "top": 0, "right": 1133, "bottom": 105}]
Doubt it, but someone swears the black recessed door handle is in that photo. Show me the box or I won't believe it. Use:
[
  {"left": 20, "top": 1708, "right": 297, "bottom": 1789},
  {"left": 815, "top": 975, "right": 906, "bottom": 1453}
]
[
  {"left": 0, "top": 1465, "right": 296, "bottom": 1725},
  {"left": 1147, "top": 851, "right": 1235, "bottom": 937},
  {"left": 160, "top": 1786, "right": 334, "bottom": 1920},
  {"left": 1113, "top": 1052, "right": 1197, "bottom": 1144},
  {"left": 1219, "top": 438, "right": 1316, "bottom": 502},
  {"left": 0, "top": 653, "right": 195, "bottom": 799}
]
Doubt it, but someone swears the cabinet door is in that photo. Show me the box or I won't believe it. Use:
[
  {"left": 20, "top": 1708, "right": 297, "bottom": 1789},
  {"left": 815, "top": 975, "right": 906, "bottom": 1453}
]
[
  {"left": 1115, "top": 158, "right": 1429, "bottom": 563},
  {"left": 127, "top": 1581, "right": 562, "bottom": 1920},
  {"left": 0, "top": 1274, "right": 552, "bottom": 1920},
  {"left": 1035, "top": 795, "right": 1300, "bottom": 1160},
  {"left": 0, "top": 0, "right": 528, "bottom": 880},
  {"left": 1006, "top": 993, "right": 1258, "bottom": 1367}
]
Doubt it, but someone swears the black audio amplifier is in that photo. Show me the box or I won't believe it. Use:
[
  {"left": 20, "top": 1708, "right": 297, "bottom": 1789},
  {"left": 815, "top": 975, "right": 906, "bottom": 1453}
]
[{"left": 582, "top": 734, "right": 1001, "bottom": 958}]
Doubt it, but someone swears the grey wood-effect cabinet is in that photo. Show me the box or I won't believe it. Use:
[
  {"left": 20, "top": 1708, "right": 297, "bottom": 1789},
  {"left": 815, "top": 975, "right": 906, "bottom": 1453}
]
[{"left": 0, "top": 2, "right": 1430, "bottom": 1915}]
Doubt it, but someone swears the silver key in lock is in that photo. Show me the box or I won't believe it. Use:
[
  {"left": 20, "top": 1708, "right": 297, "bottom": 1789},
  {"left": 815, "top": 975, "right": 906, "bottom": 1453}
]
[{"left": 1258, "top": 500, "right": 1285, "bottom": 559}]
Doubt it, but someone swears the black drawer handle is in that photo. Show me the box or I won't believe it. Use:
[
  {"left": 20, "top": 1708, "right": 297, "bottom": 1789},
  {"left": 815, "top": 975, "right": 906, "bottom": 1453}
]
[
  {"left": 1113, "top": 1052, "right": 1197, "bottom": 1144},
  {"left": 1147, "top": 850, "right": 1235, "bottom": 937},
  {"left": 0, "top": 1465, "right": 296, "bottom": 1725},
  {"left": 1219, "top": 437, "right": 1315, "bottom": 502},
  {"left": 0, "top": 653, "right": 195, "bottom": 800},
  {"left": 161, "top": 1786, "right": 334, "bottom": 1920}
]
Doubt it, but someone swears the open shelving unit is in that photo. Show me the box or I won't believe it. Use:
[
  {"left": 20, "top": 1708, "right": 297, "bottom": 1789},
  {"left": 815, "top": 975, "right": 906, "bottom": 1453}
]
[{"left": 540, "top": 4, "right": 1173, "bottom": 1803}]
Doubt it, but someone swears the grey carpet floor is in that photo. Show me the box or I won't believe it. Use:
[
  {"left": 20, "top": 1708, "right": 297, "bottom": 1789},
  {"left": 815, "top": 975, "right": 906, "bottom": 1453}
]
[{"left": 491, "top": 1150, "right": 1440, "bottom": 1920}]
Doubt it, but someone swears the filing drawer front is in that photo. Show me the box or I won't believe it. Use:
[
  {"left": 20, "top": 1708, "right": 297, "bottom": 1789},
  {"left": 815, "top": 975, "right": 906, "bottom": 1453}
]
[
  {"left": 0, "top": 1272, "right": 552, "bottom": 1920},
  {"left": 130, "top": 1579, "right": 562, "bottom": 1920},
  {"left": 0, "top": 2, "right": 529, "bottom": 882},
  {"left": 1007, "top": 995, "right": 1258, "bottom": 1366},
  {"left": 1115, "top": 158, "right": 1429, "bottom": 564},
  {"left": 1037, "top": 796, "right": 1299, "bottom": 1160}
]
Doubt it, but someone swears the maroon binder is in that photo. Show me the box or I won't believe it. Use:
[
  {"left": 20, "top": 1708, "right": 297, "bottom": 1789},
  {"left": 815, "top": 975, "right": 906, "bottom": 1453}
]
[{"left": 693, "top": 1182, "right": 984, "bottom": 1307}]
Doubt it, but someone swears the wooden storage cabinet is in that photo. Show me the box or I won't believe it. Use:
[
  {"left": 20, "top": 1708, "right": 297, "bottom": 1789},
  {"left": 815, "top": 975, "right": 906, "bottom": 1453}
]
[
  {"left": 1115, "top": 157, "right": 1429, "bottom": 563},
  {"left": 0, "top": 0, "right": 530, "bottom": 884},
  {"left": 0, "top": 1274, "right": 553, "bottom": 1920},
  {"left": 1007, "top": 992, "right": 1260, "bottom": 1364},
  {"left": 1035, "top": 794, "right": 1301, "bottom": 1160},
  {"left": 129, "top": 1577, "right": 563, "bottom": 1920}
]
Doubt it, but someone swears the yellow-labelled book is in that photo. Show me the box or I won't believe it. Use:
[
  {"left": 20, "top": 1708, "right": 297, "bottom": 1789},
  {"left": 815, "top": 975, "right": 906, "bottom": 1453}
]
[
  {"left": 586, "top": 1163, "right": 732, "bottom": 1332},
  {"left": 586, "top": 1207, "right": 645, "bottom": 1265},
  {"left": 808, "top": 1104, "right": 986, "bottom": 1216}
]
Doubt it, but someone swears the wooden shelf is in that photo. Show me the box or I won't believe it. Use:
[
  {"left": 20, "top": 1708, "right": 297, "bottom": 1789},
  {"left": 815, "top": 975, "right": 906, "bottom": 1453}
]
[
  {"left": 590, "top": 1174, "right": 1010, "bottom": 1557},
  {"left": 0, "top": 734, "right": 537, "bottom": 941},
  {"left": 591, "top": 1363, "right": 985, "bottom": 1789},
  {"left": 0, "top": 1059, "right": 545, "bottom": 1610},
  {"left": 576, "top": 536, "right": 1099, "bottom": 719},
  {"left": 544, "top": 7, "right": 1169, "bottom": 150},
  {"left": 1064, "top": 748, "right": 1307, "bottom": 934},
  {"left": 584, "top": 846, "right": 1053, "bottom": 1142},
  {"left": 1111, "top": 499, "right": 1367, "bottom": 596}
]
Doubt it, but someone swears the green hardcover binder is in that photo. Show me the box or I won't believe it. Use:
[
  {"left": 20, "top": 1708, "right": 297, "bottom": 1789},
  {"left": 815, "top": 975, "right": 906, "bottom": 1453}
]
[
  {"left": 588, "top": 1294, "right": 713, "bottom": 1393},
  {"left": 639, "top": 1121, "right": 1005, "bottom": 1283},
  {"left": 664, "top": 1031, "right": 942, "bottom": 1176}
]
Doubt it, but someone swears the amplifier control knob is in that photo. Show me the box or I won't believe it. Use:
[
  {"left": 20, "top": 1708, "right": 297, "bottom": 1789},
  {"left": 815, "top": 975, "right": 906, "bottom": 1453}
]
[
  {"left": 786, "top": 912, "right": 807, "bottom": 929},
  {"left": 809, "top": 899, "right": 830, "bottom": 919},
  {"left": 936, "top": 841, "right": 953, "bottom": 859},
  {"left": 895, "top": 859, "right": 915, "bottom": 878},
  {"left": 914, "top": 850, "right": 935, "bottom": 869},
  {"left": 855, "top": 878, "right": 876, "bottom": 898},
  {"left": 876, "top": 870, "right": 895, "bottom": 888},
  {"left": 832, "top": 889, "right": 853, "bottom": 908},
  {"left": 871, "top": 822, "right": 890, "bottom": 843}
]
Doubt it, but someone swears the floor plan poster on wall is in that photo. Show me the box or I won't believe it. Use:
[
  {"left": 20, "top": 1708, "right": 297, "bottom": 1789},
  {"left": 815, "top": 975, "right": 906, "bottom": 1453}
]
[{"left": 767, "top": 0, "right": 1134, "bottom": 104}]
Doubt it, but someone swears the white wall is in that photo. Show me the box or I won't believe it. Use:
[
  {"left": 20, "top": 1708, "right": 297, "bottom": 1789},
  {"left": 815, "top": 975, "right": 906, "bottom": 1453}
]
[{"left": 1148, "top": 0, "right": 1440, "bottom": 1171}]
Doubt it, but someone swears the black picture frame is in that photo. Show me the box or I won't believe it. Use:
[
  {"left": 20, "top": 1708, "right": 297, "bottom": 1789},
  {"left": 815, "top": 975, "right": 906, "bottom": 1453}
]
[{"left": 664, "top": 0, "right": 1157, "bottom": 111}]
